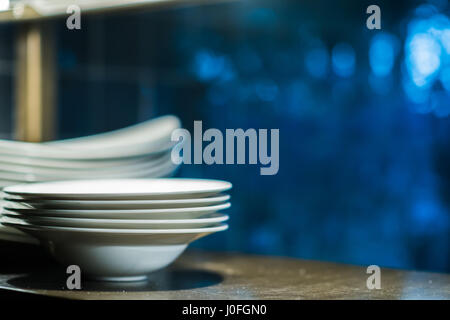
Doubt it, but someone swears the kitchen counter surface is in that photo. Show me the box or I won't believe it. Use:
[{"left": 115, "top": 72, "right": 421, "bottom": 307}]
[{"left": 0, "top": 242, "right": 449, "bottom": 299}]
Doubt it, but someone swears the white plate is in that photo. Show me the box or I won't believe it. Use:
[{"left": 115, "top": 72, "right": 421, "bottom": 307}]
[
  {"left": 4, "top": 194, "right": 231, "bottom": 210},
  {"left": 3, "top": 178, "right": 232, "bottom": 200},
  {"left": 2, "top": 202, "right": 231, "bottom": 219},
  {"left": 0, "top": 115, "right": 180, "bottom": 160},
  {"left": 2, "top": 213, "right": 229, "bottom": 229}
]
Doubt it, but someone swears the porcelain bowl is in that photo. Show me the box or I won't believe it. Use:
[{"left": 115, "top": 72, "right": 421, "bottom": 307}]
[
  {"left": 44, "top": 241, "right": 188, "bottom": 281},
  {"left": 1, "top": 221, "right": 228, "bottom": 281}
]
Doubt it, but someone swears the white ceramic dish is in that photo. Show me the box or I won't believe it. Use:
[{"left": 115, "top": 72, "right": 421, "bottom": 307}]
[
  {"left": 4, "top": 194, "right": 231, "bottom": 210},
  {"left": 1, "top": 221, "right": 228, "bottom": 281},
  {"left": 4, "top": 178, "right": 233, "bottom": 200},
  {"left": 0, "top": 115, "right": 180, "bottom": 160},
  {"left": 2, "top": 213, "right": 229, "bottom": 229},
  {"left": 49, "top": 115, "right": 180, "bottom": 151},
  {"left": 0, "top": 140, "right": 176, "bottom": 161},
  {"left": 0, "top": 151, "right": 171, "bottom": 176},
  {"left": 0, "top": 160, "right": 179, "bottom": 183},
  {"left": 2, "top": 202, "right": 231, "bottom": 219},
  {"left": 0, "top": 156, "right": 174, "bottom": 180},
  {"left": 0, "top": 153, "right": 171, "bottom": 180},
  {"left": 0, "top": 153, "right": 153, "bottom": 170},
  {"left": 1, "top": 220, "right": 228, "bottom": 241}
]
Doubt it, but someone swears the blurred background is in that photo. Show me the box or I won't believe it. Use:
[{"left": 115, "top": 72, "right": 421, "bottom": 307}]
[{"left": 0, "top": 0, "right": 449, "bottom": 272}]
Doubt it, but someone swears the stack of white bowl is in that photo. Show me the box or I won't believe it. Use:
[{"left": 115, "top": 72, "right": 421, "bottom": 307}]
[
  {"left": 1, "top": 178, "right": 231, "bottom": 281},
  {"left": 0, "top": 115, "right": 181, "bottom": 243},
  {"left": 0, "top": 115, "right": 181, "bottom": 187}
]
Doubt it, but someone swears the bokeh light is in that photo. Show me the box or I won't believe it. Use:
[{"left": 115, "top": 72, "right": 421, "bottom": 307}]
[
  {"left": 369, "top": 33, "right": 398, "bottom": 77},
  {"left": 305, "top": 42, "right": 329, "bottom": 79},
  {"left": 331, "top": 43, "right": 356, "bottom": 78},
  {"left": 403, "top": 10, "right": 450, "bottom": 115}
]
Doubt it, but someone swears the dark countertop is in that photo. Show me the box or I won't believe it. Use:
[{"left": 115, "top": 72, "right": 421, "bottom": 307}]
[{"left": 0, "top": 241, "right": 449, "bottom": 299}]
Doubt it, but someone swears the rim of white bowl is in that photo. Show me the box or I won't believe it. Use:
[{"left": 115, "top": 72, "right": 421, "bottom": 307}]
[{"left": 1, "top": 221, "right": 229, "bottom": 234}]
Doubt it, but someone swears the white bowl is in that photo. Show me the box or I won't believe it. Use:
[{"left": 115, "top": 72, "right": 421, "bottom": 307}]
[
  {"left": 2, "top": 202, "right": 231, "bottom": 219},
  {"left": 2, "top": 213, "right": 229, "bottom": 229},
  {"left": 0, "top": 152, "right": 172, "bottom": 177},
  {"left": 44, "top": 242, "right": 188, "bottom": 281},
  {"left": 0, "top": 160, "right": 178, "bottom": 183},
  {"left": 0, "top": 153, "right": 155, "bottom": 170},
  {"left": 0, "top": 115, "right": 180, "bottom": 160},
  {"left": 2, "top": 221, "right": 228, "bottom": 281}
]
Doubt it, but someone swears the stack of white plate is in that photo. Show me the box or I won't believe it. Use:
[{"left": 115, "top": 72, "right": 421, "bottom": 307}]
[
  {"left": 0, "top": 115, "right": 181, "bottom": 243},
  {"left": 0, "top": 114, "right": 181, "bottom": 187},
  {"left": 1, "top": 179, "right": 232, "bottom": 281}
]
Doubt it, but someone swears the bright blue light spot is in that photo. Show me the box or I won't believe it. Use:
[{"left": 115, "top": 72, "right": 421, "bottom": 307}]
[
  {"left": 426, "top": 14, "right": 450, "bottom": 54},
  {"left": 305, "top": 44, "right": 329, "bottom": 79},
  {"left": 193, "top": 50, "right": 226, "bottom": 81},
  {"left": 331, "top": 43, "right": 355, "bottom": 78},
  {"left": 404, "top": 14, "right": 450, "bottom": 91},
  {"left": 369, "top": 33, "right": 397, "bottom": 77},
  {"left": 406, "top": 33, "right": 441, "bottom": 87},
  {"left": 439, "top": 28, "right": 450, "bottom": 53},
  {"left": 403, "top": 12, "right": 450, "bottom": 105}
]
